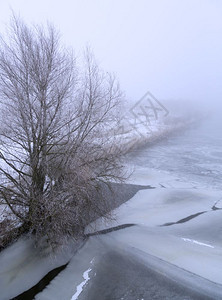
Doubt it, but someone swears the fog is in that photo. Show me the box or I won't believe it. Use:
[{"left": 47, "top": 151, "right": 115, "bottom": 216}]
[
  {"left": 1, "top": 0, "right": 222, "bottom": 112},
  {"left": 1, "top": 2, "right": 222, "bottom": 299}
]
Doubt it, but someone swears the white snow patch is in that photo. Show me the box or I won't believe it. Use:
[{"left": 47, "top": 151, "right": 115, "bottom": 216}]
[
  {"left": 182, "top": 238, "right": 214, "bottom": 249},
  {"left": 71, "top": 267, "right": 92, "bottom": 300}
]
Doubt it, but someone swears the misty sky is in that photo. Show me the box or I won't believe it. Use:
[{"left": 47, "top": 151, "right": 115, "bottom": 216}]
[{"left": 1, "top": 0, "right": 222, "bottom": 108}]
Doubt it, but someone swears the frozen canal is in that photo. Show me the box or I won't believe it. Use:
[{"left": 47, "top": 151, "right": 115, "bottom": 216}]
[
  {"left": 129, "top": 117, "right": 222, "bottom": 190},
  {"left": 1, "top": 117, "right": 222, "bottom": 299},
  {"left": 83, "top": 117, "right": 222, "bottom": 299}
]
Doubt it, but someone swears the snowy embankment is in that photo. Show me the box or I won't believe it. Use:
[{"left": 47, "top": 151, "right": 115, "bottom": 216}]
[
  {"left": 114, "top": 113, "right": 200, "bottom": 154},
  {"left": 0, "top": 236, "right": 86, "bottom": 300}
]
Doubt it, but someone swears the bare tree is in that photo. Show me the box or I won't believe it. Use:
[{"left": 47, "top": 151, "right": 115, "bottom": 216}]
[{"left": 0, "top": 16, "right": 125, "bottom": 249}]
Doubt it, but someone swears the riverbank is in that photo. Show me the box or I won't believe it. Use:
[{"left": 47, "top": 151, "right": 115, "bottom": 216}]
[
  {"left": 115, "top": 112, "right": 202, "bottom": 153},
  {"left": 0, "top": 113, "right": 194, "bottom": 252},
  {"left": 0, "top": 182, "right": 152, "bottom": 300}
]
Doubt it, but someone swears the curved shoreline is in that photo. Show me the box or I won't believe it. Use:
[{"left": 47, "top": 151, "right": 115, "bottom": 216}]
[{"left": 0, "top": 183, "right": 151, "bottom": 300}]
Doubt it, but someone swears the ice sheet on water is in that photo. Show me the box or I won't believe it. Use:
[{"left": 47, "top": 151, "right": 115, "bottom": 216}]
[
  {"left": 104, "top": 224, "right": 222, "bottom": 285},
  {"left": 85, "top": 185, "right": 220, "bottom": 233},
  {"left": 181, "top": 238, "right": 214, "bottom": 249}
]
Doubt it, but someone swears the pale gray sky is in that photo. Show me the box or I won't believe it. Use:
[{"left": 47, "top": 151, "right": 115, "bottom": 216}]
[{"left": 1, "top": 0, "right": 222, "bottom": 107}]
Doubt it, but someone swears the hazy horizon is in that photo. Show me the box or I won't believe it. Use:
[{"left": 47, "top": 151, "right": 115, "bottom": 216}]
[{"left": 1, "top": 0, "right": 222, "bottom": 112}]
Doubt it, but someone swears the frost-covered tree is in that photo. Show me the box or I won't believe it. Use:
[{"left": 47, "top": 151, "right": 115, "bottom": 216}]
[{"left": 0, "top": 16, "right": 124, "bottom": 249}]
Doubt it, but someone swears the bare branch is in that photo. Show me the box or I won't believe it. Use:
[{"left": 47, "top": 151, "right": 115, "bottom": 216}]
[{"left": 0, "top": 17, "right": 125, "bottom": 250}]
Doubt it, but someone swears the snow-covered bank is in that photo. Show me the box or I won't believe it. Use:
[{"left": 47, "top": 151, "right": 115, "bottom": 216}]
[
  {"left": 115, "top": 112, "right": 201, "bottom": 153},
  {"left": 0, "top": 182, "right": 147, "bottom": 299},
  {"left": 0, "top": 237, "right": 84, "bottom": 300}
]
